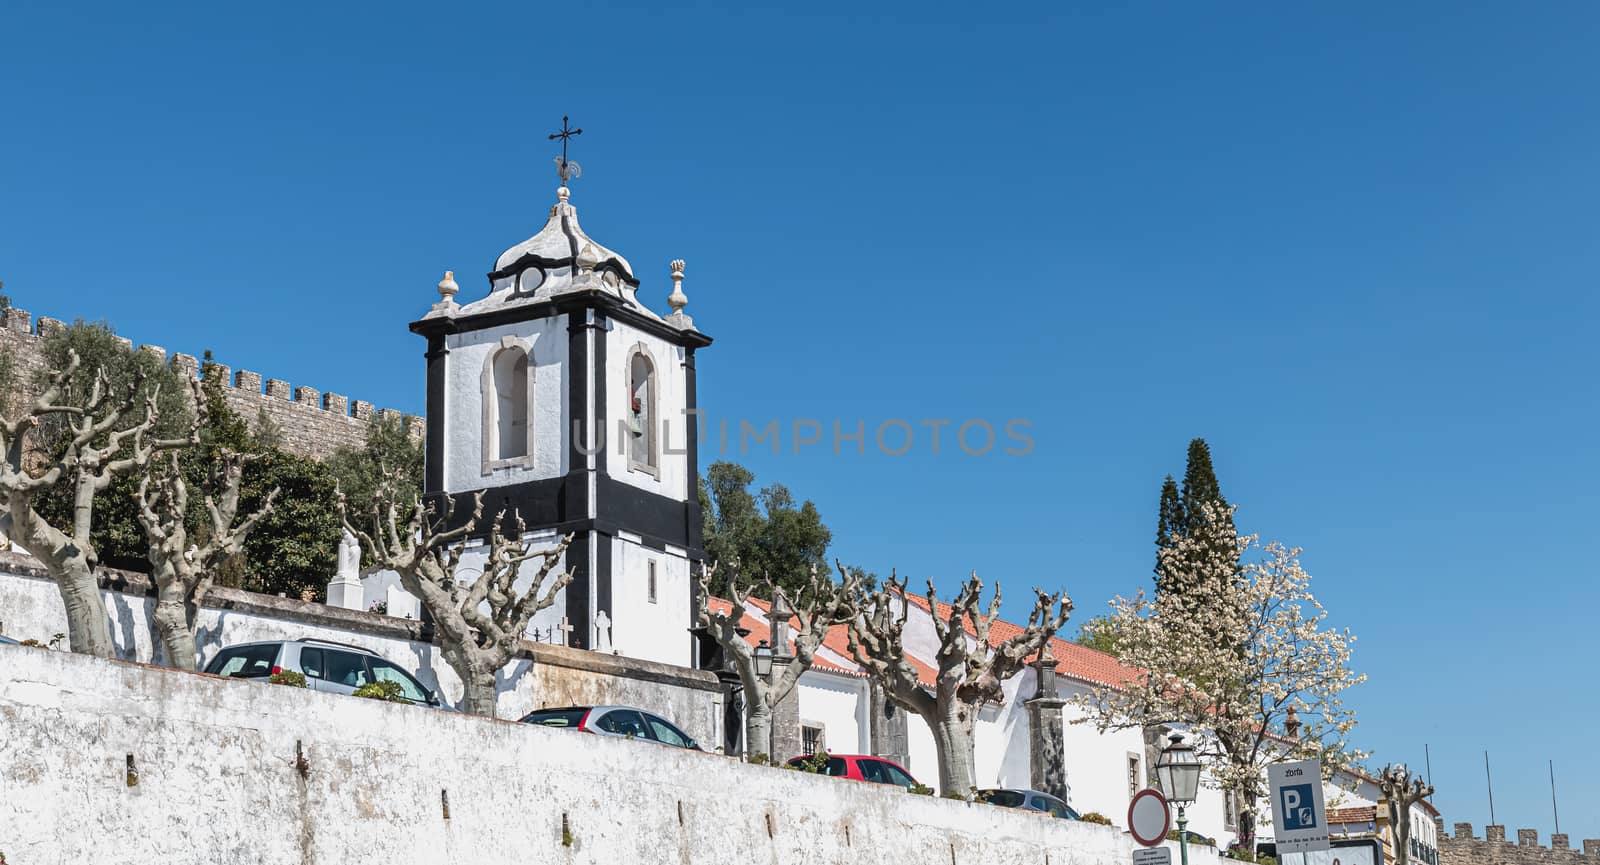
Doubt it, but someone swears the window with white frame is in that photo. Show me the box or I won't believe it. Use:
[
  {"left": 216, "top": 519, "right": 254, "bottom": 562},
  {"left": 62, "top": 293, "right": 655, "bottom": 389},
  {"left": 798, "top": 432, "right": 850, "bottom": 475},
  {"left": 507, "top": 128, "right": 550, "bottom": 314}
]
[
  {"left": 481, "top": 337, "right": 533, "bottom": 470},
  {"left": 1127, "top": 753, "right": 1142, "bottom": 797},
  {"left": 802, "top": 723, "right": 826, "bottom": 755},
  {"left": 626, "top": 345, "right": 658, "bottom": 474}
]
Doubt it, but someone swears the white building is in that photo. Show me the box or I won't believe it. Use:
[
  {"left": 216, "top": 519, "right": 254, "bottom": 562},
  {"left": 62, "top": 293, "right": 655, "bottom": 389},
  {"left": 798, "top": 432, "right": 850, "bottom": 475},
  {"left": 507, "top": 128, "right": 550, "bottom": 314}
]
[
  {"left": 349, "top": 179, "right": 713, "bottom": 667},
  {"left": 716, "top": 592, "right": 1403, "bottom": 855}
]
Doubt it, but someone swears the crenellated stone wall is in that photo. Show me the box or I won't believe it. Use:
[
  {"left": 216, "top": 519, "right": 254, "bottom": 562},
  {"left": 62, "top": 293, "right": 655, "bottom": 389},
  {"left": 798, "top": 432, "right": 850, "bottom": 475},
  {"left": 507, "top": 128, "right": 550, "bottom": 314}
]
[
  {"left": 1438, "top": 818, "right": 1600, "bottom": 865},
  {"left": 0, "top": 304, "right": 422, "bottom": 460}
]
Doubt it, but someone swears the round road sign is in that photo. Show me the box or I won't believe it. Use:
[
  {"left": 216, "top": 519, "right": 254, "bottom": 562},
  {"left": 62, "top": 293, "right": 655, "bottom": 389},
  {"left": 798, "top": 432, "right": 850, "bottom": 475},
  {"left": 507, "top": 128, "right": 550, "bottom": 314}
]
[{"left": 1128, "top": 787, "right": 1172, "bottom": 847}]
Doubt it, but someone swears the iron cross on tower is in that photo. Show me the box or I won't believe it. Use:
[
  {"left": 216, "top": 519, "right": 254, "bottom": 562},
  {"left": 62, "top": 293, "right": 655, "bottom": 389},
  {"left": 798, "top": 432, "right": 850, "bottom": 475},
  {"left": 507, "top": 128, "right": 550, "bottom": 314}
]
[{"left": 550, "top": 115, "right": 583, "bottom": 186}]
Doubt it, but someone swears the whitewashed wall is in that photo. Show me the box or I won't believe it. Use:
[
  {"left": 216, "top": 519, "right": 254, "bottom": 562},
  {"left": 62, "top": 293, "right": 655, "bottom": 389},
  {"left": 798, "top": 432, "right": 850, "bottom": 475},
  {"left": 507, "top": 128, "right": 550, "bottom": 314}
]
[
  {"left": 0, "top": 646, "right": 1252, "bottom": 865},
  {"left": 442, "top": 316, "right": 568, "bottom": 493},
  {"left": 602, "top": 317, "right": 689, "bottom": 499},
  {"left": 797, "top": 670, "right": 871, "bottom": 755},
  {"left": 608, "top": 533, "right": 692, "bottom": 666},
  {"left": 0, "top": 566, "right": 718, "bottom": 742}
]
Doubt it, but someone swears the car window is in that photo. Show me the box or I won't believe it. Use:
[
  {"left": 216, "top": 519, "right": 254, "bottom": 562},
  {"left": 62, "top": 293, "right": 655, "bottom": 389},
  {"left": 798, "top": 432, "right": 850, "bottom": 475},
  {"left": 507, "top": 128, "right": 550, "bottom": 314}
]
[
  {"left": 322, "top": 650, "right": 371, "bottom": 687},
  {"left": 824, "top": 758, "right": 847, "bottom": 777},
  {"left": 367, "top": 659, "right": 427, "bottom": 702},
  {"left": 522, "top": 708, "right": 589, "bottom": 727},
  {"left": 643, "top": 714, "right": 692, "bottom": 748},
  {"left": 1027, "top": 795, "right": 1049, "bottom": 811},
  {"left": 206, "top": 644, "right": 279, "bottom": 678},
  {"left": 858, "top": 759, "right": 891, "bottom": 784},
  {"left": 595, "top": 709, "right": 649, "bottom": 739},
  {"left": 299, "top": 647, "right": 324, "bottom": 679},
  {"left": 985, "top": 790, "right": 1026, "bottom": 808},
  {"left": 878, "top": 762, "right": 917, "bottom": 788},
  {"left": 1043, "top": 799, "right": 1075, "bottom": 819}
]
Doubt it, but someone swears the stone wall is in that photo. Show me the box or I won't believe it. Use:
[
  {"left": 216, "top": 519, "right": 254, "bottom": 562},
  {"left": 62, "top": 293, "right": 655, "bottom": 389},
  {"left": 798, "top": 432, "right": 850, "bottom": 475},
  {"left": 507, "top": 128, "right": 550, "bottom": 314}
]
[
  {"left": 0, "top": 555, "right": 719, "bottom": 738},
  {"left": 1439, "top": 820, "right": 1600, "bottom": 865},
  {"left": 0, "top": 305, "right": 420, "bottom": 460},
  {"left": 0, "top": 646, "right": 1260, "bottom": 865}
]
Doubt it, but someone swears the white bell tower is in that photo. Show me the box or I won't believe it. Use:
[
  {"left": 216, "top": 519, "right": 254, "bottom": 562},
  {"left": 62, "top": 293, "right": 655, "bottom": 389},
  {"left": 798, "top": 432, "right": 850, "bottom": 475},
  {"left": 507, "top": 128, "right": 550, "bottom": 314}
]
[{"left": 409, "top": 173, "right": 711, "bottom": 666}]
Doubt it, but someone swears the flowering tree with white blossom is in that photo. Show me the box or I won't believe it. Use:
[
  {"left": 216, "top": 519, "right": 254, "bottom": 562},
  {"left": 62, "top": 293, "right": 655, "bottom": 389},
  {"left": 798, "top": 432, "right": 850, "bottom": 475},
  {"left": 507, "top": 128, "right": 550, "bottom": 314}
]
[{"left": 1076, "top": 505, "right": 1367, "bottom": 847}]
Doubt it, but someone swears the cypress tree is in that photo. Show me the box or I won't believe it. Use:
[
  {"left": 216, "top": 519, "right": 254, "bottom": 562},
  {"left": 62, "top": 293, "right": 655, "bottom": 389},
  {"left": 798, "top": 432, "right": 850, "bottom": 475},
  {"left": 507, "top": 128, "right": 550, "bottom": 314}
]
[
  {"left": 1155, "top": 438, "right": 1239, "bottom": 601},
  {"left": 1154, "top": 475, "right": 1183, "bottom": 593},
  {"left": 1179, "top": 438, "right": 1226, "bottom": 523}
]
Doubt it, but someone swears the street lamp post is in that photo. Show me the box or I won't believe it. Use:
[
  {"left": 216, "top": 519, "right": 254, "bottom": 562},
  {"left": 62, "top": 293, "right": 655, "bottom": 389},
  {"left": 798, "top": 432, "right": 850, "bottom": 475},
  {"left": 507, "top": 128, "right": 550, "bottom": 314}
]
[
  {"left": 753, "top": 639, "right": 774, "bottom": 679},
  {"left": 1157, "top": 733, "right": 1202, "bottom": 865}
]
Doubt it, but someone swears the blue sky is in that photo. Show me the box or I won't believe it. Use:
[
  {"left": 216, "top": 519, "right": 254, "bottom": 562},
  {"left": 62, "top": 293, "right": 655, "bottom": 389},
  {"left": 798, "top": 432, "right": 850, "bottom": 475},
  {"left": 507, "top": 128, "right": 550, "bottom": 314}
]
[{"left": 4, "top": 0, "right": 1597, "bottom": 840}]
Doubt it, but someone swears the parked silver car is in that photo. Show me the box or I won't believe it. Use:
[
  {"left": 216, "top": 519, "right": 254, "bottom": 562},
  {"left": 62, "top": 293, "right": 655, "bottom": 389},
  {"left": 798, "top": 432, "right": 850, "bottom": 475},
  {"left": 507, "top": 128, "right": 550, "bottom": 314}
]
[
  {"left": 519, "top": 705, "right": 702, "bottom": 750},
  {"left": 978, "top": 788, "right": 1080, "bottom": 819},
  {"left": 203, "top": 639, "right": 442, "bottom": 707}
]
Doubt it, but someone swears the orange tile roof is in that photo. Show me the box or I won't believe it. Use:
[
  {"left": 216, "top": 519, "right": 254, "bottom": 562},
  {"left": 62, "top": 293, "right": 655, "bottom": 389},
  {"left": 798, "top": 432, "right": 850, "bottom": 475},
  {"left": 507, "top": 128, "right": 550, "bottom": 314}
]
[
  {"left": 1328, "top": 806, "right": 1377, "bottom": 824},
  {"left": 899, "top": 591, "right": 1141, "bottom": 690}
]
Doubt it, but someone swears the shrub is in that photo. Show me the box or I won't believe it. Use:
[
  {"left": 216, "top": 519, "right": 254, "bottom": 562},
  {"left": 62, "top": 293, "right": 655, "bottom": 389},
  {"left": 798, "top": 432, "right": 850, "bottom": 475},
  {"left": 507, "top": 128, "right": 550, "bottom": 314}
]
[
  {"left": 1079, "top": 812, "right": 1113, "bottom": 825},
  {"left": 1170, "top": 830, "right": 1217, "bottom": 846},
  {"left": 269, "top": 670, "right": 307, "bottom": 688},
  {"left": 787, "top": 750, "right": 831, "bottom": 774},
  {"left": 353, "top": 680, "right": 408, "bottom": 702},
  {"left": 907, "top": 782, "right": 934, "bottom": 796}
]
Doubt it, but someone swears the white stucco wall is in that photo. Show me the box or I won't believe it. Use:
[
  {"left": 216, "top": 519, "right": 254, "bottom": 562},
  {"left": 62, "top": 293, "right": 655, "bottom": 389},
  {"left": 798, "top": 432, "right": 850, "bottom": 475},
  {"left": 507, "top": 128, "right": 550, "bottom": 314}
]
[
  {"left": 0, "top": 646, "right": 1186, "bottom": 865},
  {"left": 442, "top": 316, "right": 568, "bottom": 494},
  {"left": 608, "top": 534, "right": 691, "bottom": 666},
  {"left": 1058, "top": 681, "right": 1150, "bottom": 822},
  {"left": 603, "top": 318, "right": 689, "bottom": 501},
  {"left": 797, "top": 670, "right": 871, "bottom": 755},
  {"left": 0, "top": 567, "right": 716, "bottom": 741}
]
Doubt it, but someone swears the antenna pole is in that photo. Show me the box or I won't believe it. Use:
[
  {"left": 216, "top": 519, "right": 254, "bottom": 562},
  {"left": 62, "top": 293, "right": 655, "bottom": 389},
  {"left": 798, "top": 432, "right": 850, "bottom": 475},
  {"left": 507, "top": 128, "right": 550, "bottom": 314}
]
[
  {"left": 1484, "top": 751, "right": 1497, "bottom": 827},
  {"left": 1425, "top": 744, "right": 1433, "bottom": 793},
  {"left": 1550, "top": 760, "right": 1560, "bottom": 836}
]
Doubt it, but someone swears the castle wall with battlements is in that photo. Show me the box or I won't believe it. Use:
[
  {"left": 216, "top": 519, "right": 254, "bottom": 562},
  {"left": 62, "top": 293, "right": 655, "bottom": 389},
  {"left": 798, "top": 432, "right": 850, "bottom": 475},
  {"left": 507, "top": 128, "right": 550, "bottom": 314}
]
[
  {"left": 0, "top": 305, "right": 421, "bottom": 460},
  {"left": 1438, "top": 819, "right": 1600, "bottom": 865}
]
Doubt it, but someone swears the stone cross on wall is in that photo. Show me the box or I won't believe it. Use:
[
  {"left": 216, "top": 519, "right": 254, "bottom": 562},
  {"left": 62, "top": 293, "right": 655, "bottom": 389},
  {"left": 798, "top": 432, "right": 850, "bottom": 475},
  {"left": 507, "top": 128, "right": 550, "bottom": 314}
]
[{"left": 555, "top": 617, "right": 575, "bottom": 647}]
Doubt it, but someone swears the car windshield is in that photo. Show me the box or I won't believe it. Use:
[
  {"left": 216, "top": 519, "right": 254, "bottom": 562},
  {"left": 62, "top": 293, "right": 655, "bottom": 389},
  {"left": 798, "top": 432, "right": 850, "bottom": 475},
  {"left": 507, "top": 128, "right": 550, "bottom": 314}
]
[
  {"left": 878, "top": 762, "right": 917, "bottom": 788},
  {"left": 368, "top": 659, "right": 428, "bottom": 702},
  {"left": 206, "top": 644, "right": 279, "bottom": 678},
  {"left": 522, "top": 708, "right": 589, "bottom": 727}
]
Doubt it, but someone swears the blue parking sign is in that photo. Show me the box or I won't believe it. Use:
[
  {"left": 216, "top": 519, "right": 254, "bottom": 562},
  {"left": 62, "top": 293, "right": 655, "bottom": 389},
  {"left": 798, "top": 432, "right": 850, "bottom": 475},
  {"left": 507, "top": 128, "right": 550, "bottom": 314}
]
[
  {"left": 1279, "top": 783, "right": 1318, "bottom": 830},
  {"left": 1270, "top": 759, "right": 1330, "bottom": 854}
]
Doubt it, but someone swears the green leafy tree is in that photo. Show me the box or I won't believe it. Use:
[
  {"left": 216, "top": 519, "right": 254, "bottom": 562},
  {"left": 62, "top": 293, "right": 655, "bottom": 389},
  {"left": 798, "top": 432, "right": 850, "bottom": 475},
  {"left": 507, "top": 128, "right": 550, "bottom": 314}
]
[
  {"left": 699, "top": 461, "right": 831, "bottom": 597},
  {"left": 1072, "top": 613, "right": 1122, "bottom": 656},
  {"left": 326, "top": 412, "right": 424, "bottom": 511}
]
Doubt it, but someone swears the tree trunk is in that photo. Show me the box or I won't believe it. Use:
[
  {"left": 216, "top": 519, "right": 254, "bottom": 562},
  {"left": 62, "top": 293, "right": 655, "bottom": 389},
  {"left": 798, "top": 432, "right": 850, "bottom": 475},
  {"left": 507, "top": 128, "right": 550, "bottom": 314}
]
[
  {"left": 57, "top": 560, "right": 115, "bottom": 657},
  {"left": 10, "top": 503, "right": 116, "bottom": 658},
  {"left": 1237, "top": 806, "right": 1257, "bottom": 851},
  {"left": 745, "top": 692, "right": 774, "bottom": 760},
  {"left": 152, "top": 594, "right": 198, "bottom": 671},
  {"left": 928, "top": 697, "right": 979, "bottom": 796},
  {"left": 441, "top": 643, "right": 500, "bottom": 718}
]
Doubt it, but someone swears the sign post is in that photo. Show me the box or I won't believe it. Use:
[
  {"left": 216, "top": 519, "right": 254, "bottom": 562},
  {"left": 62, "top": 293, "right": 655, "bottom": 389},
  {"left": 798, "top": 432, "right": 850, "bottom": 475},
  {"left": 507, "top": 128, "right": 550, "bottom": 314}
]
[{"left": 1268, "top": 759, "right": 1331, "bottom": 856}]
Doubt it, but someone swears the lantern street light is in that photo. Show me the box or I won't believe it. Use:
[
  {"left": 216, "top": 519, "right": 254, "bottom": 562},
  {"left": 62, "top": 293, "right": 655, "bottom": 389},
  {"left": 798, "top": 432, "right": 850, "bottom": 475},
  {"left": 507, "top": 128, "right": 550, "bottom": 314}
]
[
  {"left": 1156, "top": 732, "right": 1203, "bottom": 865},
  {"left": 753, "top": 640, "right": 774, "bottom": 679}
]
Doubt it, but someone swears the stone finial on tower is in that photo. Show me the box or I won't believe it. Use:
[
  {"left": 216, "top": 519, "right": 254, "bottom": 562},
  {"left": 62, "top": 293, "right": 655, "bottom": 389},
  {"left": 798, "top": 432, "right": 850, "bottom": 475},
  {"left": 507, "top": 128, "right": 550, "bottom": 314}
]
[
  {"left": 438, "top": 270, "right": 459, "bottom": 302},
  {"left": 665, "top": 259, "right": 696, "bottom": 331}
]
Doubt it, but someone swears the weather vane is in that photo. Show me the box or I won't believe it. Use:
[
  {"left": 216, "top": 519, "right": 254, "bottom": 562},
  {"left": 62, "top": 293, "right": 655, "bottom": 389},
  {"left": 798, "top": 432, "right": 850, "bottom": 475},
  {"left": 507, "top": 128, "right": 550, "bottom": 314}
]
[{"left": 550, "top": 115, "right": 583, "bottom": 186}]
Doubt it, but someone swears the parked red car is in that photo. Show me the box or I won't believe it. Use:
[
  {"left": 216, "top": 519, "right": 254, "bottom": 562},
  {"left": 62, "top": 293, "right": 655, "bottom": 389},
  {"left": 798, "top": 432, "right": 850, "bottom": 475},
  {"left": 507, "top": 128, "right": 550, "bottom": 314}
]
[{"left": 786, "top": 753, "right": 920, "bottom": 789}]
